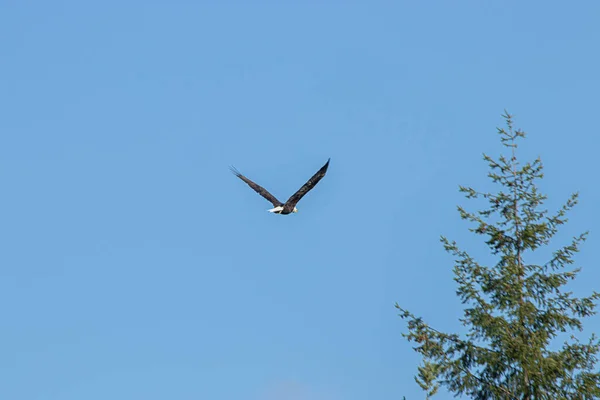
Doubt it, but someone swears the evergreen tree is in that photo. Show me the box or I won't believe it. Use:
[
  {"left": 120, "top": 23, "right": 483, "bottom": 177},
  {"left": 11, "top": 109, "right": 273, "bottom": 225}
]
[{"left": 397, "top": 112, "right": 600, "bottom": 399}]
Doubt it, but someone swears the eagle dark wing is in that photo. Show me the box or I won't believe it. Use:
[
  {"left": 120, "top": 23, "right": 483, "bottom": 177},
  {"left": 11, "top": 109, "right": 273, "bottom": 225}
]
[
  {"left": 230, "top": 166, "right": 283, "bottom": 207},
  {"left": 283, "top": 158, "right": 330, "bottom": 213}
]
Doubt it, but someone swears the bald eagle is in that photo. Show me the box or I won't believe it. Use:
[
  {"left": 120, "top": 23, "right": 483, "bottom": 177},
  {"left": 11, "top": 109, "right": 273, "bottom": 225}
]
[{"left": 230, "top": 158, "right": 330, "bottom": 214}]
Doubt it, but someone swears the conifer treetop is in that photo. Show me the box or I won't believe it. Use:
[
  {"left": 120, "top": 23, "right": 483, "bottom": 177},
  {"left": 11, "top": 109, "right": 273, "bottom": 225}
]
[{"left": 397, "top": 112, "right": 600, "bottom": 399}]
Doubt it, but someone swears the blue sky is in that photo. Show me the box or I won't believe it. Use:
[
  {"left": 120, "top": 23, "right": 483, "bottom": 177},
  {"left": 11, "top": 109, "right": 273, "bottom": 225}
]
[{"left": 2, "top": 1, "right": 599, "bottom": 399}]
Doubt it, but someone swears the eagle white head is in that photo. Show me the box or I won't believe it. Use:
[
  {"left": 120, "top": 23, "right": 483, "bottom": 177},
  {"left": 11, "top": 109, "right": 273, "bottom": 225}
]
[{"left": 293, "top": 207, "right": 298, "bottom": 213}]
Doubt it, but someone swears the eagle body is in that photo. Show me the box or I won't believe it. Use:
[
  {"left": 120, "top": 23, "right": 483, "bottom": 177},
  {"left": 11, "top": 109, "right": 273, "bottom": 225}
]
[
  {"left": 230, "top": 159, "right": 330, "bottom": 215},
  {"left": 267, "top": 205, "right": 298, "bottom": 214}
]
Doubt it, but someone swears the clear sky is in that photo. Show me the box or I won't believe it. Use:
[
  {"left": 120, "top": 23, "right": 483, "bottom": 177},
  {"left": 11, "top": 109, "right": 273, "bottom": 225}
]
[{"left": 2, "top": 1, "right": 599, "bottom": 399}]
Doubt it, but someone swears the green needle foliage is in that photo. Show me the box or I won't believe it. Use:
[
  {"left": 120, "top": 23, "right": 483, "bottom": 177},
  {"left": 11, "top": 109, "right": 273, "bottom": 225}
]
[
  {"left": 415, "top": 360, "right": 441, "bottom": 399},
  {"left": 397, "top": 112, "right": 600, "bottom": 399}
]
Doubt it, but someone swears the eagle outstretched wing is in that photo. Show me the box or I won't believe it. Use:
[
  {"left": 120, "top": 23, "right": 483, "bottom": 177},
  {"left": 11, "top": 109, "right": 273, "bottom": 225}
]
[
  {"left": 283, "top": 158, "right": 330, "bottom": 213},
  {"left": 230, "top": 166, "right": 283, "bottom": 207}
]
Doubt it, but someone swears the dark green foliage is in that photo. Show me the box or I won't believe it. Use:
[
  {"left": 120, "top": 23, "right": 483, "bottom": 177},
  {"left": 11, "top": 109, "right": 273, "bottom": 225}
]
[
  {"left": 397, "top": 112, "right": 600, "bottom": 399},
  {"left": 416, "top": 360, "right": 441, "bottom": 399}
]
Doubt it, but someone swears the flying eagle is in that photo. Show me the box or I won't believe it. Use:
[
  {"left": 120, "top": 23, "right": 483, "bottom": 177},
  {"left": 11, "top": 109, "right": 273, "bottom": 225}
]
[{"left": 230, "top": 158, "right": 330, "bottom": 214}]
